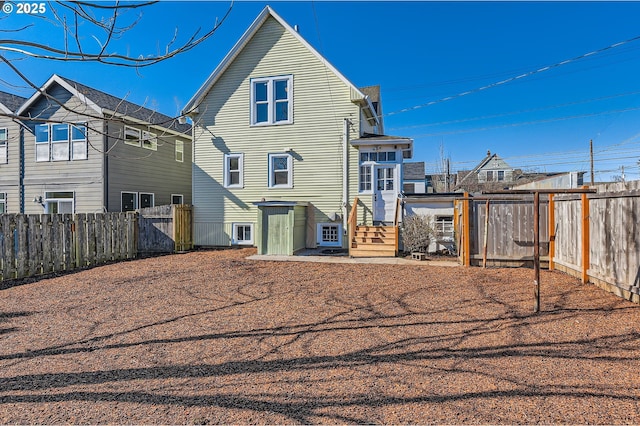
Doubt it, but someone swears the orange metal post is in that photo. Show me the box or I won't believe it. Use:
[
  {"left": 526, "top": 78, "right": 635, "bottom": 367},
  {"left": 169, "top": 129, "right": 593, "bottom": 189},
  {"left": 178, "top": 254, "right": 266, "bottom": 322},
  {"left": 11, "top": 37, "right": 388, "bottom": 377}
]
[
  {"left": 463, "top": 192, "right": 471, "bottom": 267},
  {"left": 548, "top": 193, "right": 555, "bottom": 271}
]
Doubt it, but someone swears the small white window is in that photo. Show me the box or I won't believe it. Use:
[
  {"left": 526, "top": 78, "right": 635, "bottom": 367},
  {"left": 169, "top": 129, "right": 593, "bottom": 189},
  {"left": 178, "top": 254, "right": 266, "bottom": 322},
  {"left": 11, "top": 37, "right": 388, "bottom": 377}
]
[
  {"left": 224, "top": 153, "right": 244, "bottom": 188},
  {"left": 45, "top": 191, "right": 74, "bottom": 214},
  {"left": 139, "top": 192, "right": 154, "bottom": 209},
  {"left": 268, "top": 153, "right": 292, "bottom": 188},
  {"left": 359, "top": 165, "right": 372, "bottom": 193},
  {"left": 0, "top": 128, "right": 7, "bottom": 164},
  {"left": 232, "top": 223, "right": 254, "bottom": 245},
  {"left": 175, "top": 140, "right": 184, "bottom": 162},
  {"left": 121, "top": 191, "right": 137, "bottom": 212},
  {"left": 0, "top": 193, "right": 6, "bottom": 213},
  {"left": 317, "top": 223, "right": 342, "bottom": 247},
  {"left": 250, "top": 75, "right": 293, "bottom": 126},
  {"left": 142, "top": 131, "right": 158, "bottom": 151},
  {"left": 124, "top": 126, "right": 141, "bottom": 146},
  {"left": 171, "top": 194, "right": 184, "bottom": 204},
  {"left": 435, "top": 216, "right": 454, "bottom": 242}
]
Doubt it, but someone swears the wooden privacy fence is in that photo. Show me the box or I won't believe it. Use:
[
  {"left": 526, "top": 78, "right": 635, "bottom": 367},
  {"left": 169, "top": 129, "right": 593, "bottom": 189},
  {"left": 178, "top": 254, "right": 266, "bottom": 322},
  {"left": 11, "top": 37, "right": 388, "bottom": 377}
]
[
  {"left": 455, "top": 194, "right": 550, "bottom": 267},
  {"left": 553, "top": 181, "right": 640, "bottom": 302},
  {"left": 0, "top": 212, "right": 136, "bottom": 282},
  {"left": 455, "top": 182, "right": 640, "bottom": 304},
  {"left": 0, "top": 205, "right": 194, "bottom": 282},
  {"left": 137, "top": 204, "right": 193, "bottom": 254}
]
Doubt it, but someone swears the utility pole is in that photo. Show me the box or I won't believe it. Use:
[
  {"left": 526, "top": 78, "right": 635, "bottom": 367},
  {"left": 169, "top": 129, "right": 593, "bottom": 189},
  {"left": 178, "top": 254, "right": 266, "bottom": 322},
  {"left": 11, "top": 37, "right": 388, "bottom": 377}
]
[{"left": 590, "top": 139, "right": 594, "bottom": 186}]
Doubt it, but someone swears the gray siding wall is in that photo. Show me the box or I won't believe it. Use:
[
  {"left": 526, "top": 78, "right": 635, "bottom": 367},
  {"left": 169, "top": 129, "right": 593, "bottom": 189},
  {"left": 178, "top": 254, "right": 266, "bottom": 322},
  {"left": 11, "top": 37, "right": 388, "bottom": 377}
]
[
  {"left": 22, "top": 84, "right": 105, "bottom": 214},
  {"left": 0, "top": 117, "right": 22, "bottom": 213},
  {"left": 191, "top": 16, "right": 363, "bottom": 247},
  {"left": 106, "top": 121, "right": 192, "bottom": 211}
]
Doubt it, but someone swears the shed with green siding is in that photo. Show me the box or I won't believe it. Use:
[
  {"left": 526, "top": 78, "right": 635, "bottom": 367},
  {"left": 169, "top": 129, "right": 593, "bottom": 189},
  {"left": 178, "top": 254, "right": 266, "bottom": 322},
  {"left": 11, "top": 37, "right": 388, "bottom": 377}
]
[{"left": 254, "top": 201, "right": 307, "bottom": 255}]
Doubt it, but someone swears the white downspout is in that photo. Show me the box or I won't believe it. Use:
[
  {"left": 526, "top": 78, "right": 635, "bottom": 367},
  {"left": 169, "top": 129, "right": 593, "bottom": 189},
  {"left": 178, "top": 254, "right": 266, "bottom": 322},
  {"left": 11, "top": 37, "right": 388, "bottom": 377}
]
[{"left": 343, "top": 118, "right": 349, "bottom": 233}]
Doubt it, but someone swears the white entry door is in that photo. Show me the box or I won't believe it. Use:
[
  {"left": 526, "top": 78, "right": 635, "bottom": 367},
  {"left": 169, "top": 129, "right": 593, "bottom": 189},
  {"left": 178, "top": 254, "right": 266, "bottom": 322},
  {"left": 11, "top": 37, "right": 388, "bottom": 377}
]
[{"left": 373, "top": 165, "right": 398, "bottom": 223}]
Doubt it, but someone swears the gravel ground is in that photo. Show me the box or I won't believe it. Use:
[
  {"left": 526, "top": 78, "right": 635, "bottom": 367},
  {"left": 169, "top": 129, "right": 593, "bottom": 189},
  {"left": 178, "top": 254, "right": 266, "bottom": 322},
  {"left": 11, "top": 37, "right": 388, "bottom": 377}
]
[{"left": 1, "top": 248, "right": 639, "bottom": 424}]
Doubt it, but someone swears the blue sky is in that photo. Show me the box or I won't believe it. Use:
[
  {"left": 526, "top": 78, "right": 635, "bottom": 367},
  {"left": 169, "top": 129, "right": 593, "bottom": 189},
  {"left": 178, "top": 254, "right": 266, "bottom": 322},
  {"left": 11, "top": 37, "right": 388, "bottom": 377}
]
[{"left": 3, "top": 1, "right": 640, "bottom": 181}]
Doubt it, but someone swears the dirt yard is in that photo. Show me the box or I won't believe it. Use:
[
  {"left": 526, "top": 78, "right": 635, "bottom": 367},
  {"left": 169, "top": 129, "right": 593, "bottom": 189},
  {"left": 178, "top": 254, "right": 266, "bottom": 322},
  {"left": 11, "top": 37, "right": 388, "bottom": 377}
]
[{"left": 1, "top": 248, "right": 639, "bottom": 424}]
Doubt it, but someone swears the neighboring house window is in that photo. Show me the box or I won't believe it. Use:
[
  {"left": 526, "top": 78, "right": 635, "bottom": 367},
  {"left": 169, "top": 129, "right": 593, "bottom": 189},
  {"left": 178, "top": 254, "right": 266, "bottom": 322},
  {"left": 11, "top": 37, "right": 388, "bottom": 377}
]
[
  {"left": 124, "top": 126, "right": 141, "bottom": 146},
  {"left": 224, "top": 153, "right": 244, "bottom": 188},
  {"left": 175, "top": 140, "right": 184, "bottom": 162},
  {"left": 435, "top": 216, "right": 454, "bottom": 241},
  {"left": 0, "top": 193, "right": 6, "bottom": 213},
  {"left": 0, "top": 128, "right": 7, "bottom": 164},
  {"left": 232, "top": 223, "right": 254, "bottom": 245},
  {"left": 486, "top": 171, "right": 494, "bottom": 182},
  {"left": 268, "top": 153, "right": 292, "bottom": 188},
  {"left": 139, "top": 193, "right": 154, "bottom": 209},
  {"left": 121, "top": 191, "right": 137, "bottom": 211},
  {"left": 403, "top": 183, "right": 415, "bottom": 193},
  {"left": 35, "top": 124, "right": 50, "bottom": 161},
  {"left": 45, "top": 191, "right": 74, "bottom": 214},
  {"left": 250, "top": 75, "right": 293, "bottom": 126},
  {"left": 171, "top": 194, "right": 184, "bottom": 204},
  {"left": 71, "top": 123, "right": 87, "bottom": 160},
  {"left": 142, "top": 131, "right": 157, "bottom": 151},
  {"left": 51, "top": 123, "right": 70, "bottom": 161},
  {"left": 497, "top": 170, "right": 505, "bottom": 181},
  {"left": 317, "top": 223, "right": 342, "bottom": 247},
  {"left": 35, "top": 123, "right": 87, "bottom": 162}
]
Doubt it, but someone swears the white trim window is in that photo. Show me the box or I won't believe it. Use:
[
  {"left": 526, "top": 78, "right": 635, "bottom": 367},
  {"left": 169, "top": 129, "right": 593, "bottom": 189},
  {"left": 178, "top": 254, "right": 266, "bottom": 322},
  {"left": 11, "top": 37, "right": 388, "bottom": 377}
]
[
  {"left": 317, "top": 223, "right": 342, "bottom": 247},
  {"left": 71, "top": 123, "right": 87, "bottom": 160},
  {"left": 35, "top": 124, "right": 50, "bottom": 162},
  {"left": 121, "top": 191, "right": 137, "bottom": 212},
  {"left": 171, "top": 194, "right": 184, "bottom": 204},
  {"left": 435, "top": 215, "right": 454, "bottom": 242},
  {"left": 35, "top": 123, "right": 87, "bottom": 162},
  {"left": 224, "top": 153, "right": 244, "bottom": 188},
  {"left": 51, "top": 123, "right": 70, "bottom": 161},
  {"left": 124, "top": 126, "right": 141, "bottom": 147},
  {"left": 232, "top": 223, "right": 254, "bottom": 245},
  {"left": 142, "top": 131, "right": 158, "bottom": 151},
  {"left": 0, "top": 192, "right": 6, "bottom": 213},
  {"left": 0, "top": 128, "right": 7, "bottom": 164},
  {"left": 268, "top": 153, "right": 292, "bottom": 188},
  {"left": 175, "top": 140, "right": 184, "bottom": 162},
  {"left": 250, "top": 75, "right": 293, "bottom": 126},
  {"left": 45, "top": 191, "right": 74, "bottom": 214},
  {"left": 139, "top": 192, "right": 154, "bottom": 209}
]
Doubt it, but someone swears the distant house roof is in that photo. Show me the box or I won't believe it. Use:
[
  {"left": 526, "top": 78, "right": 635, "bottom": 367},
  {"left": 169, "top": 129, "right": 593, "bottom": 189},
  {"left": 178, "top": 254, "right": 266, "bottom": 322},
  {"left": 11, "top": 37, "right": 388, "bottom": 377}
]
[
  {"left": 403, "top": 162, "right": 425, "bottom": 181},
  {"left": 17, "top": 75, "right": 191, "bottom": 135},
  {"left": 0, "top": 91, "right": 27, "bottom": 114}
]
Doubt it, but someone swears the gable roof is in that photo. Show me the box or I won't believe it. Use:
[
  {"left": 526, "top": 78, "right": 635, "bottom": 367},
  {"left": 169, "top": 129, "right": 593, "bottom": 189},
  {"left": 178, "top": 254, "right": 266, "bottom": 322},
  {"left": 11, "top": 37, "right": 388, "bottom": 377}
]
[
  {"left": 17, "top": 75, "right": 191, "bottom": 135},
  {"left": 182, "top": 5, "right": 380, "bottom": 128},
  {"left": 0, "top": 91, "right": 27, "bottom": 115}
]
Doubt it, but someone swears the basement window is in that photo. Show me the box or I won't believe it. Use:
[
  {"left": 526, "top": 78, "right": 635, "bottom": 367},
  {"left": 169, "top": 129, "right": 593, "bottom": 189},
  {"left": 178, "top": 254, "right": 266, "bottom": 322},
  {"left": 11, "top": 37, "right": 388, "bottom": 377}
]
[{"left": 317, "top": 223, "right": 342, "bottom": 247}]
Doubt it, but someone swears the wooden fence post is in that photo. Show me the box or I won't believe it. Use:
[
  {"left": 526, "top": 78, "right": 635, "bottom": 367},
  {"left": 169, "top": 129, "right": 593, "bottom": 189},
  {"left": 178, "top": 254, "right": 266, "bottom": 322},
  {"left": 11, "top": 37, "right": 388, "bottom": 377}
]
[{"left": 581, "top": 188, "right": 590, "bottom": 284}]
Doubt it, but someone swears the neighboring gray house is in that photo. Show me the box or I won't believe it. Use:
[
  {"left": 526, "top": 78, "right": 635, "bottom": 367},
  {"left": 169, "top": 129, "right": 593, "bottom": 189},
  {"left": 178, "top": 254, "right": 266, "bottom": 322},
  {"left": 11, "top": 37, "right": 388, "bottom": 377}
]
[
  {"left": 15, "top": 75, "right": 192, "bottom": 214},
  {"left": 0, "top": 91, "right": 28, "bottom": 213}
]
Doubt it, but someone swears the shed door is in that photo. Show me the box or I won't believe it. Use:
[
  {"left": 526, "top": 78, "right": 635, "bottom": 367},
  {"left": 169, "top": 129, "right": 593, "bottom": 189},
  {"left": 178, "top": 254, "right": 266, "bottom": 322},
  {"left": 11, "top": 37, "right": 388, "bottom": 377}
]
[
  {"left": 264, "top": 207, "right": 290, "bottom": 255},
  {"left": 373, "top": 165, "right": 398, "bottom": 223}
]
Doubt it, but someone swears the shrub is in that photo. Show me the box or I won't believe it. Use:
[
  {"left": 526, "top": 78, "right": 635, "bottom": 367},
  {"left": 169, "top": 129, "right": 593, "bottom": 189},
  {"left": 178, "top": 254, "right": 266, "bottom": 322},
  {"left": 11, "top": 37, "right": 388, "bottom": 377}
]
[{"left": 402, "top": 214, "right": 435, "bottom": 254}]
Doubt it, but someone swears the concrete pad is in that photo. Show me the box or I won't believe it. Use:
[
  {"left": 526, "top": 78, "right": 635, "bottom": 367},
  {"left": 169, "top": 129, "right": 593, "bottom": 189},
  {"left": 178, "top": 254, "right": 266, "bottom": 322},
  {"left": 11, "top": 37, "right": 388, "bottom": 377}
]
[{"left": 246, "top": 254, "right": 460, "bottom": 266}]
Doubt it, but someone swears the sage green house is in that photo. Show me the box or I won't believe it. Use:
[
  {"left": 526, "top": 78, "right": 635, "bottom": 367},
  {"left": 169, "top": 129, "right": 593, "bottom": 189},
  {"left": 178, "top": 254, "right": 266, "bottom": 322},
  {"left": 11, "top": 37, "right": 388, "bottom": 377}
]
[
  {"left": 183, "top": 6, "right": 412, "bottom": 255},
  {"left": 15, "top": 75, "right": 192, "bottom": 214}
]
